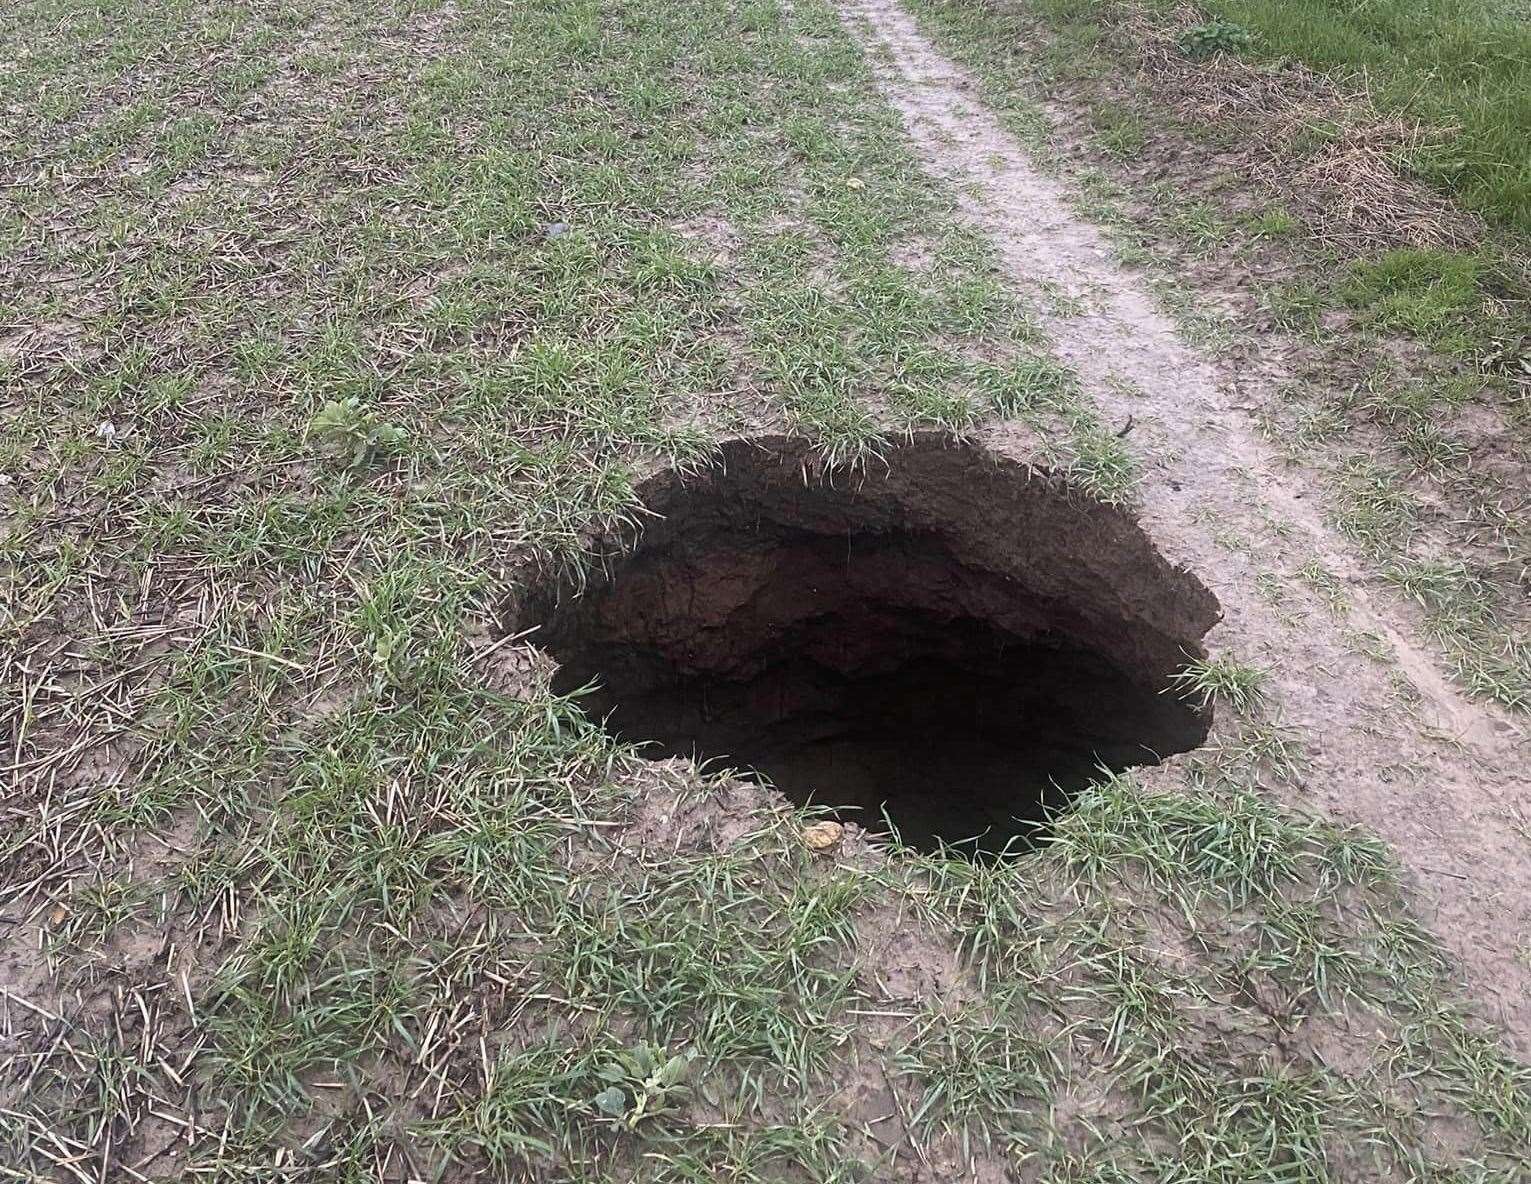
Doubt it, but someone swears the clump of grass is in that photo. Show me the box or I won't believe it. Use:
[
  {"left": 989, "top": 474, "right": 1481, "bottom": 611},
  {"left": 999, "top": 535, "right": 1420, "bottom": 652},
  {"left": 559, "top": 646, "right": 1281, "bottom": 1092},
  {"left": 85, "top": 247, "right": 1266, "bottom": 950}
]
[
  {"left": 1159, "top": 197, "right": 1234, "bottom": 255},
  {"left": 1261, "top": 282, "right": 1328, "bottom": 339},
  {"left": 1383, "top": 559, "right": 1493, "bottom": 631},
  {"left": 1384, "top": 558, "right": 1531, "bottom": 709},
  {"left": 986, "top": 352, "right": 1078, "bottom": 416},
  {"left": 1171, "top": 654, "right": 1268, "bottom": 713},
  {"left": 47, "top": 878, "right": 154, "bottom": 955},
  {"left": 892, "top": 1001, "right": 1054, "bottom": 1143},
  {"left": 1061, "top": 417, "right": 1138, "bottom": 504},
  {"left": 1450, "top": 641, "right": 1531, "bottom": 713},
  {"left": 1093, "top": 101, "right": 1147, "bottom": 158},
  {"left": 1246, "top": 205, "right": 1299, "bottom": 241},
  {"left": 1332, "top": 457, "right": 1418, "bottom": 556}
]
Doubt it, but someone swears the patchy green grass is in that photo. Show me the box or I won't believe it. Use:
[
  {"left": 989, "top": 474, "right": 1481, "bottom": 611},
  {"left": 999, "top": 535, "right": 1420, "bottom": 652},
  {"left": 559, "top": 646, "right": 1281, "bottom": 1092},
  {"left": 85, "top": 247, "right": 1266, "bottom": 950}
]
[
  {"left": 951, "top": 0, "right": 1531, "bottom": 234},
  {"left": 1340, "top": 248, "right": 1495, "bottom": 353},
  {"left": 1183, "top": 0, "right": 1531, "bottom": 233},
  {"left": 1, "top": 0, "right": 1529, "bottom": 1181},
  {"left": 1386, "top": 559, "right": 1531, "bottom": 711}
]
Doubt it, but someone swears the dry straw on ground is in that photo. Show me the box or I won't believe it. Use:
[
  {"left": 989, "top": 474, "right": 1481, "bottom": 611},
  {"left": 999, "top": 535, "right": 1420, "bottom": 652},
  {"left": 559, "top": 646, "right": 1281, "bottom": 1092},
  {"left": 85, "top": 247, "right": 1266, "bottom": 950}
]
[{"left": 1126, "top": 5, "right": 1482, "bottom": 252}]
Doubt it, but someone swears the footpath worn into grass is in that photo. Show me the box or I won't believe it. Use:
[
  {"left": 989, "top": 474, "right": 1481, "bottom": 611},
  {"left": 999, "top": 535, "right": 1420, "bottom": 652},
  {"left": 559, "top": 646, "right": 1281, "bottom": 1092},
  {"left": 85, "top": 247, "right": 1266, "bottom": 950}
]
[
  {"left": 2, "top": 0, "right": 1529, "bottom": 1181},
  {"left": 906, "top": 0, "right": 1531, "bottom": 713}
]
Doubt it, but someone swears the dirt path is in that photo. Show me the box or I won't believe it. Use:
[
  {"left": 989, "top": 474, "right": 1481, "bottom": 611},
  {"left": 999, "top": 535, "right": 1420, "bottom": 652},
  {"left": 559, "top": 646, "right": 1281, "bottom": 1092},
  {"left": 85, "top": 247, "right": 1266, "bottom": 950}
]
[{"left": 832, "top": 0, "right": 1531, "bottom": 1046}]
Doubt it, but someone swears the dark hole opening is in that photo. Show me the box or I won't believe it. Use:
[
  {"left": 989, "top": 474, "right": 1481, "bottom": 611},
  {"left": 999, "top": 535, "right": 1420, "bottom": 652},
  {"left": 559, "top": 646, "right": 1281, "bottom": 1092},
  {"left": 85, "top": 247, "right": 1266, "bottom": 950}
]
[{"left": 513, "top": 436, "right": 1219, "bottom": 856}]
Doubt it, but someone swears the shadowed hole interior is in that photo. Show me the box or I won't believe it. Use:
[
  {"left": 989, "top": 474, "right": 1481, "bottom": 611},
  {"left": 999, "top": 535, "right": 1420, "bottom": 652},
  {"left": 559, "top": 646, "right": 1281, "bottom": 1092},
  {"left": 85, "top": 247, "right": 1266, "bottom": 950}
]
[{"left": 512, "top": 435, "right": 1220, "bottom": 855}]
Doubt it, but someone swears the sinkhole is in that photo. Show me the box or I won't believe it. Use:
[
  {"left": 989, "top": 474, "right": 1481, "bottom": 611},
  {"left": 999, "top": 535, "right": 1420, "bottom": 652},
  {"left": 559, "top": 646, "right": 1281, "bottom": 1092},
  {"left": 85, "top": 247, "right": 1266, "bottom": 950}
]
[{"left": 510, "top": 434, "right": 1220, "bottom": 856}]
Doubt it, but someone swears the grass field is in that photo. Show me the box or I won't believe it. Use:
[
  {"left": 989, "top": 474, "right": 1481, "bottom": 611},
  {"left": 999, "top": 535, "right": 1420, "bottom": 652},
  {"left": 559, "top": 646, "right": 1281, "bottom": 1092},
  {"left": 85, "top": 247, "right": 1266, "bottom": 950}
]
[{"left": 2, "top": 0, "right": 1529, "bottom": 1180}]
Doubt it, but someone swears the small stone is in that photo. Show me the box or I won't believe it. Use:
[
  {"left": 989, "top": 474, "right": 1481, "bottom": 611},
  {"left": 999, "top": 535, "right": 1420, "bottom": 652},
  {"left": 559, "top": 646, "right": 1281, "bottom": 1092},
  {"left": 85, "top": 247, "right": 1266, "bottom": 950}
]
[
  {"left": 802, "top": 821, "right": 843, "bottom": 852},
  {"left": 95, "top": 421, "right": 117, "bottom": 442},
  {"left": 541, "top": 221, "right": 571, "bottom": 239},
  {"left": 844, "top": 176, "right": 865, "bottom": 191}
]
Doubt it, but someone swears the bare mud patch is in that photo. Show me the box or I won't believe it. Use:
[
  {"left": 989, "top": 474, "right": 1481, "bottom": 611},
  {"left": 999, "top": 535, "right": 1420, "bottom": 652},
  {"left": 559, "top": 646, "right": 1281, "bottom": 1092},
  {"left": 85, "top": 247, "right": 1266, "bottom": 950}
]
[{"left": 512, "top": 434, "right": 1218, "bottom": 854}]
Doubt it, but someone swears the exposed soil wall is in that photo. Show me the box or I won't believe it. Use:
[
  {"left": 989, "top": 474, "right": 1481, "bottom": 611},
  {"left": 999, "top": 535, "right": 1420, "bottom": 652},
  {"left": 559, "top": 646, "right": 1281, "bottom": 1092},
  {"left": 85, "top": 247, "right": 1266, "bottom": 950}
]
[{"left": 512, "top": 434, "right": 1220, "bottom": 851}]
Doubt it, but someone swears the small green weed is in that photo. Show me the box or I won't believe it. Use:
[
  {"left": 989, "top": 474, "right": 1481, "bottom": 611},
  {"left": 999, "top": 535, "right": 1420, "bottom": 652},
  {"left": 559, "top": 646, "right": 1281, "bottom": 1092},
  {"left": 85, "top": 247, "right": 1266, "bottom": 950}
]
[
  {"left": 1178, "top": 20, "right": 1255, "bottom": 59},
  {"left": 305, "top": 397, "right": 407, "bottom": 468},
  {"left": 592, "top": 1044, "right": 693, "bottom": 1131}
]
